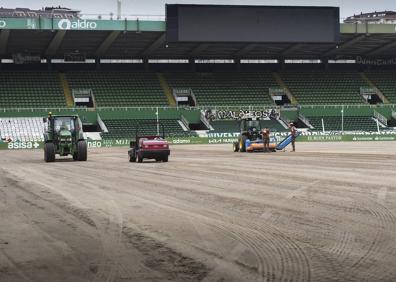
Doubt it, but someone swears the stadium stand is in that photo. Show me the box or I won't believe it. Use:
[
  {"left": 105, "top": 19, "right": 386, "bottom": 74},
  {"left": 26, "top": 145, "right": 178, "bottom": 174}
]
[
  {"left": 165, "top": 72, "right": 277, "bottom": 106},
  {"left": 0, "top": 69, "right": 393, "bottom": 111},
  {"left": 366, "top": 71, "right": 396, "bottom": 104},
  {"left": 101, "top": 118, "right": 194, "bottom": 139},
  {"left": 307, "top": 116, "right": 378, "bottom": 131},
  {"left": 66, "top": 72, "right": 168, "bottom": 107},
  {"left": 374, "top": 106, "right": 394, "bottom": 119},
  {"left": 1, "top": 10, "right": 396, "bottom": 140},
  {"left": 280, "top": 70, "right": 367, "bottom": 104},
  {"left": 0, "top": 71, "right": 65, "bottom": 108},
  {"left": 210, "top": 119, "right": 287, "bottom": 133},
  {"left": 300, "top": 105, "right": 375, "bottom": 117},
  {"left": 260, "top": 120, "right": 288, "bottom": 132},
  {"left": 0, "top": 117, "right": 45, "bottom": 141},
  {"left": 210, "top": 120, "right": 239, "bottom": 133},
  {"left": 299, "top": 105, "right": 387, "bottom": 131}
]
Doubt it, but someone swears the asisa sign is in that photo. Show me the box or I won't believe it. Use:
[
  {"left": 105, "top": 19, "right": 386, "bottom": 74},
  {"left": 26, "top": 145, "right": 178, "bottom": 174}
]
[
  {"left": 57, "top": 19, "right": 98, "bottom": 30},
  {"left": 7, "top": 141, "right": 40, "bottom": 150},
  {"left": 0, "top": 20, "right": 6, "bottom": 28}
]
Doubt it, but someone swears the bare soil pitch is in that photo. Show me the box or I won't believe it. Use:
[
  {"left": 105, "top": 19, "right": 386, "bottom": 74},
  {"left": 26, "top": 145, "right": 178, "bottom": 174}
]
[{"left": 0, "top": 142, "right": 396, "bottom": 282}]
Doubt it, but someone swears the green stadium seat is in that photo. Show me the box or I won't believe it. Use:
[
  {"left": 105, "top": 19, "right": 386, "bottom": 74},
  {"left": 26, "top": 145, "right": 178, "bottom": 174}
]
[
  {"left": 280, "top": 70, "right": 367, "bottom": 105},
  {"left": 101, "top": 119, "right": 196, "bottom": 140},
  {"left": 66, "top": 72, "right": 168, "bottom": 107},
  {"left": 308, "top": 116, "right": 378, "bottom": 131},
  {"left": 0, "top": 71, "right": 65, "bottom": 108},
  {"left": 366, "top": 71, "right": 396, "bottom": 104},
  {"left": 209, "top": 119, "right": 287, "bottom": 133},
  {"left": 165, "top": 72, "right": 277, "bottom": 106}
]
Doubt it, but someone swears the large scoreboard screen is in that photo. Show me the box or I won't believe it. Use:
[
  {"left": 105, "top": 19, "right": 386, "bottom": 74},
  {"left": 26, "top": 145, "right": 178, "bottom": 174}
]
[{"left": 166, "top": 4, "right": 340, "bottom": 43}]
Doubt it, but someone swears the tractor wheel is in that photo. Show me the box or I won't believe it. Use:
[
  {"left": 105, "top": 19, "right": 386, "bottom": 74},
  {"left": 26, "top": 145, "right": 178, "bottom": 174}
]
[
  {"left": 77, "top": 140, "right": 88, "bottom": 161},
  {"left": 44, "top": 142, "right": 55, "bottom": 162},
  {"left": 163, "top": 155, "right": 169, "bottom": 162},
  {"left": 129, "top": 154, "right": 136, "bottom": 162},
  {"left": 137, "top": 154, "right": 143, "bottom": 163},
  {"left": 233, "top": 142, "right": 239, "bottom": 152},
  {"left": 239, "top": 135, "right": 247, "bottom": 152}
]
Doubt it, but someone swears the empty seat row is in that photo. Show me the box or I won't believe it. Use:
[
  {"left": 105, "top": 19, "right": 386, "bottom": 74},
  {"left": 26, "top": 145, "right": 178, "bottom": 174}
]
[
  {"left": 210, "top": 119, "right": 287, "bottom": 133},
  {"left": 0, "top": 71, "right": 65, "bottom": 108},
  {"left": 66, "top": 72, "right": 168, "bottom": 107},
  {"left": 0, "top": 117, "right": 45, "bottom": 142},
  {"left": 280, "top": 70, "right": 367, "bottom": 105},
  {"left": 165, "top": 72, "right": 277, "bottom": 106},
  {"left": 101, "top": 119, "right": 194, "bottom": 139},
  {"left": 307, "top": 116, "right": 378, "bottom": 131}
]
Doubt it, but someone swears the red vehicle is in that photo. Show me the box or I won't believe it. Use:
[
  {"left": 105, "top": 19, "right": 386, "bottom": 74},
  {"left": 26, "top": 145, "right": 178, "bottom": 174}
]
[{"left": 128, "top": 122, "right": 170, "bottom": 163}]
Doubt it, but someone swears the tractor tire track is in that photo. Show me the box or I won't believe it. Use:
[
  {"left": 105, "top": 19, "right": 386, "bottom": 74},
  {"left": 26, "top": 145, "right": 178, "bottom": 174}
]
[
  {"left": 86, "top": 176, "right": 311, "bottom": 282},
  {"left": 1, "top": 144, "right": 396, "bottom": 281}
]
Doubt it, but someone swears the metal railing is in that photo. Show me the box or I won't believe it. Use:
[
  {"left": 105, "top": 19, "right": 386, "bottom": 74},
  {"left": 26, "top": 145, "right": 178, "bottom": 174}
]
[
  {"left": 1, "top": 104, "right": 396, "bottom": 114},
  {"left": 200, "top": 110, "right": 212, "bottom": 130},
  {"left": 299, "top": 104, "right": 396, "bottom": 108},
  {"left": 373, "top": 110, "right": 388, "bottom": 125},
  {"left": 180, "top": 114, "right": 189, "bottom": 130},
  {"left": 52, "top": 15, "right": 396, "bottom": 24},
  {"left": 298, "top": 113, "right": 314, "bottom": 129},
  {"left": 3, "top": 12, "right": 396, "bottom": 24},
  {"left": 79, "top": 13, "right": 165, "bottom": 21}
]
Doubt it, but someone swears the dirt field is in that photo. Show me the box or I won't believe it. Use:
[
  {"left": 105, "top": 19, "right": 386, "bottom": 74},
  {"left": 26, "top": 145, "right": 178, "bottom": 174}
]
[{"left": 0, "top": 142, "right": 396, "bottom": 282}]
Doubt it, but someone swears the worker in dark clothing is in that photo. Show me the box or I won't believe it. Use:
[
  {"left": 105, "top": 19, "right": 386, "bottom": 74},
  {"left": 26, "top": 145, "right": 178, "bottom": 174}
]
[
  {"left": 262, "top": 128, "right": 270, "bottom": 152},
  {"left": 289, "top": 123, "right": 297, "bottom": 152}
]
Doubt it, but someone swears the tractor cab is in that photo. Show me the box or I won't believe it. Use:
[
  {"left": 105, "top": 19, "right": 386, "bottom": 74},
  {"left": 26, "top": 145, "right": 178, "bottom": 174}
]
[
  {"left": 54, "top": 117, "right": 75, "bottom": 133},
  {"left": 233, "top": 117, "right": 270, "bottom": 152},
  {"left": 240, "top": 119, "right": 262, "bottom": 141}
]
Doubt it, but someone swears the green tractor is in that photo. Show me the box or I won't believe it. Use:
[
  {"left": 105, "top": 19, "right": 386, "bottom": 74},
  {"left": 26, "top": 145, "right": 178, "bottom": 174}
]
[{"left": 43, "top": 114, "right": 88, "bottom": 162}]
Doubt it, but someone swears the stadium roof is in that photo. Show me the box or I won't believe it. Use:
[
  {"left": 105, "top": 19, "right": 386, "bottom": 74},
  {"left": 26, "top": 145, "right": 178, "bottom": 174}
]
[{"left": 0, "top": 17, "right": 396, "bottom": 60}]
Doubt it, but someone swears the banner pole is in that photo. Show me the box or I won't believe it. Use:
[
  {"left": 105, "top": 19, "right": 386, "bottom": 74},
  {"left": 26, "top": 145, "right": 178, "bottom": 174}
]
[
  {"left": 341, "top": 106, "right": 344, "bottom": 135},
  {"left": 156, "top": 107, "right": 159, "bottom": 136}
]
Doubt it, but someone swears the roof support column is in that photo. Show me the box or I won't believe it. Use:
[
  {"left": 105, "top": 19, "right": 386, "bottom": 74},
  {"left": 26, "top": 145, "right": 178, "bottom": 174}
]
[
  {"left": 95, "top": 31, "right": 121, "bottom": 57},
  {"left": 278, "top": 58, "right": 286, "bottom": 70},
  {"left": 189, "top": 58, "right": 196, "bottom": 72},
  {"left": 190, "top": 43, "right": 209, "bottom": 57},
  {"left": 233, "top": 44, "right": 257, "bottom": 57},
  {"left": 235, "top": 58, "right": 241, "bottom": 72},
  {"left": 47, "top": 58, "right": 52, "bottom": 71},
  {"left": 141, "top": 34, "right": 166, "bottom": 56},
  {"left": 95, "top": 58, "right": 101, "bottom": 70},
  {"left": 45, "top": 30, "right": 66, "bottom": 56},
  {"left": 280, "top": 44, "right": 304, "bottom": 57},
  {"left": 323, "top": 58, "right": 329, "bottom": 70},
  {"left": 322, "top": 34, "right": 366, "bottom": 57},
  {"left": 143, "top": 58, "right": 149, "bottom": 72},
  {"left": 366, "top": 40, "right": 396, "bottom": 56},
  {"left": 0, "top": 29, "right": 10, "bottom": 55}
]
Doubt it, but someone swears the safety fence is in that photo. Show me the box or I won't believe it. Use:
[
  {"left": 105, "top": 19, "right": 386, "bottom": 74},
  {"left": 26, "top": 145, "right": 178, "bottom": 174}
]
[{"left": 1, "top": 104, "right": 396, "bottom": 113}]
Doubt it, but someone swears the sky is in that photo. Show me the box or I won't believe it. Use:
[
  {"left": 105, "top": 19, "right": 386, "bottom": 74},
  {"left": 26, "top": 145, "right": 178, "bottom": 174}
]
[{"left": 0, "top": 0, "right": 395, "bottom": 19}]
